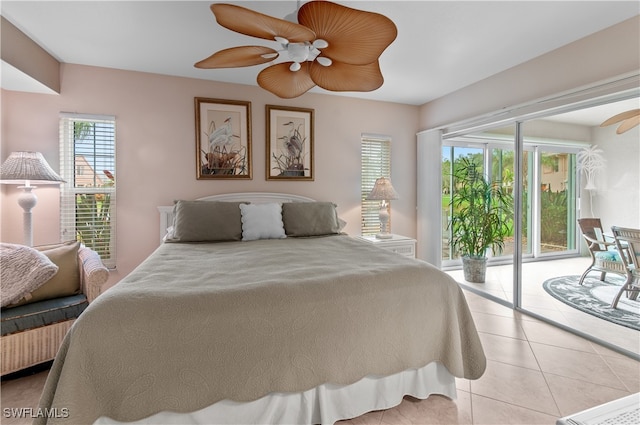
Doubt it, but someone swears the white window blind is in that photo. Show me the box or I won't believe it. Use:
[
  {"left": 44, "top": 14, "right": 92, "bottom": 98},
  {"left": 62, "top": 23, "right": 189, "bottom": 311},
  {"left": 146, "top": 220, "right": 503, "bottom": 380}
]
[
  {"left": 59, "top": 114, "right": 116, "bottom": 268},
  {"left": 361, "top": 134, "right": 391, "bottom": 236}
]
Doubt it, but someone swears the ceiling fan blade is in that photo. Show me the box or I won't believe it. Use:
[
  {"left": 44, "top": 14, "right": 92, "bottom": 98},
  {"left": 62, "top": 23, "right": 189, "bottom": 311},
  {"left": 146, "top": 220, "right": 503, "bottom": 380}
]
[
  {"left": 257, "top": 62, "right": 316, "bottom": 98},
  {"left": 211, "top": 4, "right": 315, "bottom": 43},
  {"left": 310, "top": 61, "right": 384, "bottom": 92},
  {"left": 298, "top": 1, "right": 397, "bottom": 66},
  {"left": 195, "top": 46, "right": 279, "bottom": 69},
  {"left": 616, "top": 115, "right": 640, "bottom": 134},
  {"left": 600, "top": 109, "right": 640, "bottom": 127}
]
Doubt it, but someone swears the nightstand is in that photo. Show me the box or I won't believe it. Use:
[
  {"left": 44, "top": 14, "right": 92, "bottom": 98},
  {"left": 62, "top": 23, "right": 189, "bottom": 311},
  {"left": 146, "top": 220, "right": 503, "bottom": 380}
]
[{"left": 353, "top": 234, "right": 417, "bottom": 258}]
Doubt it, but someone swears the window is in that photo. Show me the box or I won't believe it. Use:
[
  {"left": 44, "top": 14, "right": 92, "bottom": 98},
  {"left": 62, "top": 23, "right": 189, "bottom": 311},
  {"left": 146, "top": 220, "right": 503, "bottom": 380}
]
[
  {"left": 361, "top": 134, "right": 391, "bottom": 235},
  {"left": 59, "top": 114, "right": 116, "bottom": 268}
]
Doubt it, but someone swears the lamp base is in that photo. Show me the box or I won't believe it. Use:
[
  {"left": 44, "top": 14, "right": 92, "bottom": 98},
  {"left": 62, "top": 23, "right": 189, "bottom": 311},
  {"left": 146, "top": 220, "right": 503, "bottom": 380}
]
[
  {"left": 17, "top": 185, "right": 37, "bottom": 247},
  {"left": 377, "top": 203, "right": 392, "bottom": 240}
]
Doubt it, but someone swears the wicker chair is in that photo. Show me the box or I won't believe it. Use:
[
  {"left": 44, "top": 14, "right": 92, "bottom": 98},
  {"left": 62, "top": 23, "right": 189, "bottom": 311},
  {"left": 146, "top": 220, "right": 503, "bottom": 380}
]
[
  {"left": 610, "top": 226, "right": 640, "bottom": 309},
  {"left": 577, "top": 218, "right": 627, "bottom": 285},
  {"left": 1, "top": 245, "right": 108, "bottom": 376}
]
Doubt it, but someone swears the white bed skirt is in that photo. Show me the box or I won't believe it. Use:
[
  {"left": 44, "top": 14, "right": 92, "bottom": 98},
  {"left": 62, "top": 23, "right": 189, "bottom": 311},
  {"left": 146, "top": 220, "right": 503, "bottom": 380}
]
[{"left": 95, "top": 361, "right": 456, "bottom": 425}]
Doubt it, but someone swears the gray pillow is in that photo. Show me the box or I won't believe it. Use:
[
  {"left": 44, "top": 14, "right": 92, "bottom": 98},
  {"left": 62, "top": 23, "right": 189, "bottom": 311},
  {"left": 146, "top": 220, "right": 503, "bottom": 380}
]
[
  {"left": 282, "top": 202, "right": 341, "bottom": 237},
  {"left": 171, "top": 201, "right": 245, "bottom": 242}
]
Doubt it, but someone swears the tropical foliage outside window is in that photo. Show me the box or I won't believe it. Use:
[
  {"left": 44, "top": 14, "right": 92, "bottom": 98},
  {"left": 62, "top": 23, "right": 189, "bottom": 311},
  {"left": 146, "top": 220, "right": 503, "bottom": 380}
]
[
  {"left": 60, "top": 115, "right": 116, "bottom": 268},
  {"left": 442, "top": 144, "right": 577, "bottom": 262}
]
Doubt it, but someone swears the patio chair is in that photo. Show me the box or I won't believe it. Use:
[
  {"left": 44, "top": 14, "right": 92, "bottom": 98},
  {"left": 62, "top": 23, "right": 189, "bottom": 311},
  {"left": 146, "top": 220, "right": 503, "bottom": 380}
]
[
  {"left": 610, "top": 226, "right": 640, "bottom": 309},
  {"left": 577, "top": 218, "right": 627, "bottom": 286}
]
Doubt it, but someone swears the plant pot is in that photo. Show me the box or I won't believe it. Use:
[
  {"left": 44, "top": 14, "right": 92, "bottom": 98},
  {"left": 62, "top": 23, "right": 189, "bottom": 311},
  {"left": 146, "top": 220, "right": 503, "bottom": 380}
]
[{"left": 462, "top": 256, "right": 487, "bottom": 283}]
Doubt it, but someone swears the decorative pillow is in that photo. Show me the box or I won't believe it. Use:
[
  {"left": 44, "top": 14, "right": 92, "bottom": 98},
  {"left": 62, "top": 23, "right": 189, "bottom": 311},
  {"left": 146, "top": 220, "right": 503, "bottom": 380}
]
[
  {"left": 9, "top": 241, "right": 82, "bottom": 307},
  {"left": 170, "top": 201, "right": 245, "bottom": 242},
  {"left": 282, "top": 202, "right": 341, "bottom": 237},
  {"left": 240, "top": 203, "right": 286, "bottom": 241},
  {"left": 1, "top": 243, "right": 59, "bottom": 307}
]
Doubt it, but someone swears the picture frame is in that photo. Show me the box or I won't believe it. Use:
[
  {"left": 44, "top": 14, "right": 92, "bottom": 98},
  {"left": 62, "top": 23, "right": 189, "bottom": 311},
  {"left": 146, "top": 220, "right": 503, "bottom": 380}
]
[
  {"left": 195, "top": 97, "right": 252, "bottom": 179},
  {"left": 266, "top": 105, "right": 314, "bottom": 181}
]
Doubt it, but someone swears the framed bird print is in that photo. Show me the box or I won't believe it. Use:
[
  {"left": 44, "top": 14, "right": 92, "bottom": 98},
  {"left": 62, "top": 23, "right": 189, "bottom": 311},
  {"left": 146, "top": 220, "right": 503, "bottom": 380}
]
[
  {"left": 195, "top": 97, "right": 252, "bottom": 180},
  {"left": 266, "top": 105, "right": 314, "bottom": 181}
]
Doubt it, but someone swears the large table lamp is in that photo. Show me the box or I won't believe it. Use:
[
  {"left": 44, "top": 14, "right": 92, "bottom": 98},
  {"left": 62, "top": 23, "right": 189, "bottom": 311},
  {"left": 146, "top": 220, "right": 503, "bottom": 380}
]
[
  {"left": 0, "top": 151, "right": 65, "bottom": 246},
  {"left": 366, "top": 176, "right": 399, "bottom": 239}
]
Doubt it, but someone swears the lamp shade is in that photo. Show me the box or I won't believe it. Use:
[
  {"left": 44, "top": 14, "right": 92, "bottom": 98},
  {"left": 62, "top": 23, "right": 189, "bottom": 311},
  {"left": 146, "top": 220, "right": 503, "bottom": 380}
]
[
  {"left": 366, "top": 177, "right": 399, "bottom": 201},
  {"left": 0, "top": 151, "right": 65, "bottom": 184}
]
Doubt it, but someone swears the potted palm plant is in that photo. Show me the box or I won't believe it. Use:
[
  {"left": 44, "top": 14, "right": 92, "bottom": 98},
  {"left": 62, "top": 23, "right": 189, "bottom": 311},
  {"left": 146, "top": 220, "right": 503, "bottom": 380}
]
[{"left": 449, "top": 157, "right": 514, "bottom": 283}]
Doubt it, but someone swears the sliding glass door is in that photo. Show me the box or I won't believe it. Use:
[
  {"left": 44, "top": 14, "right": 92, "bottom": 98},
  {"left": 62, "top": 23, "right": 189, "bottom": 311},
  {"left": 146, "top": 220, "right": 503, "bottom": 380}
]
[
  {"left": 442, "top": 139, "right": 578, "bottom": 265},
  {"left": 441, "top": 129, "right": 517, "bottom": 302},
  {"left": 441, "top": 145, "right": 484, "bottom": 263},
  {"left": 519, "top": 102, "right": 640, "bottom": 357},
  {"left": 433, "top": 91, "right": 640, "bottom": 358},
  {"left": 537, "top": 148, "right": 578, "bottom": 255}
]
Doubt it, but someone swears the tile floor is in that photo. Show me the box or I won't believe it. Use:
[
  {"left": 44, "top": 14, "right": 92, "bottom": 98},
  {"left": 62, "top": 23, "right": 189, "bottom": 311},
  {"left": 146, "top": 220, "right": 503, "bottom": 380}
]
[
  {"left": 2, "top": 288, "right": 638, "bottom": 425},
  {"left": 447, "top": 257, "right": 640, "bottom": 357}
]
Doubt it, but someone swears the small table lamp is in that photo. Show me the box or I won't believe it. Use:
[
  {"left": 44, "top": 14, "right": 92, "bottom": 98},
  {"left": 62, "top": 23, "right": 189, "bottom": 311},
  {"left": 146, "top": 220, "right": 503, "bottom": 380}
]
[
  {"left": 0, "top": 151, "right": 65, "bottom": 246},
  {"left": 366, "top": 176, "right": 399, "bottom": 239}
]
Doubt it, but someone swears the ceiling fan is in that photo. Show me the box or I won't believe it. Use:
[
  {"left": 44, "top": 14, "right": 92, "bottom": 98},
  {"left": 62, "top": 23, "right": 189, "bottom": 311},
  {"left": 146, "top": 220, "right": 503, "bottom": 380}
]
[
  {"left": 600, "top": 109, "right": 640, "bottom": 134},
  {"left": 195, "top": 1, "right": 398, "bottom": 98}
]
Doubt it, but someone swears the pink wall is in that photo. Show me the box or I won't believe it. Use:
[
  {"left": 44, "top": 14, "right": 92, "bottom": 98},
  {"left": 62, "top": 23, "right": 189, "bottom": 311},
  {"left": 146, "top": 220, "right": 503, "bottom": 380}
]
[{"left": 1, "top": 64, "right": 420, "bottom": 285}]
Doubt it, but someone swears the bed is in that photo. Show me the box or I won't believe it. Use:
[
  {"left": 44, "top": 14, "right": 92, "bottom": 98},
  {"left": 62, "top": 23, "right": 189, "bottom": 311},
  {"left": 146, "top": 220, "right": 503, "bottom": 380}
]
[{"left": 37, "top": 192, "right": 486, "bottom": 425}]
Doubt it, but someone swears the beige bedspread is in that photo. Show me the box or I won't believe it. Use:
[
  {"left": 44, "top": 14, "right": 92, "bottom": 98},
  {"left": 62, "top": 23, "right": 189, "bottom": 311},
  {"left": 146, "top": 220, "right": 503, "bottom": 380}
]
[{"left": 37, "top": 235, "right": 485, "bottom": 424}]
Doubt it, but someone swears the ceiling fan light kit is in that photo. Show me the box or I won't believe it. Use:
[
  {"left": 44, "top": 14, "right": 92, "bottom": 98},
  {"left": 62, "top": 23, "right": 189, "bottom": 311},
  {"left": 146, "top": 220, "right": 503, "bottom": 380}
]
[{"left": 195, "top": 1, "right": 398, "bottom": 98}]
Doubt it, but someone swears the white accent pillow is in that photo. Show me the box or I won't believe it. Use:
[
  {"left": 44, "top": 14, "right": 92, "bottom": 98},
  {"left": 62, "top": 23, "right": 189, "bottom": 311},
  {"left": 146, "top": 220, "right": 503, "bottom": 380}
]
[
  {"left": 240, "top": 203, "right": 286, "bottom": 241},
  {"left": 1, "top": 243, "right": 59, "bottom": 307}
]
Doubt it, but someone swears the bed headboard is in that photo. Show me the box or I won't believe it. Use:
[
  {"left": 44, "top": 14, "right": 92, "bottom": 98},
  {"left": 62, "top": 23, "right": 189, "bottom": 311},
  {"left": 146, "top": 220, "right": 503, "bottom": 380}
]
[{"left": 157, "top": 192, "right": 316, "bottom": 243}]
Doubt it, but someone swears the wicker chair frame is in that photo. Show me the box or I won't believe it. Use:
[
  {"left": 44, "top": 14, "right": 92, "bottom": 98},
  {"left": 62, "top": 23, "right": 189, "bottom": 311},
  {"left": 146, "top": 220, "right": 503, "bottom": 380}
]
[
  {"left": 1, "top": 246, "right": 108, "bottom": 376},
  {"left": 577, "top": 218, "right": 627, "bottom": 285},
  {"left": 610, "top": 226, "right": 640, "bottom": 309}
]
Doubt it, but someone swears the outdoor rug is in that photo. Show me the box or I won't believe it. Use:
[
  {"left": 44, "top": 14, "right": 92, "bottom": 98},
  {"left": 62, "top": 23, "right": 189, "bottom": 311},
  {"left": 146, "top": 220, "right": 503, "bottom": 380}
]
[{"left": 543, "top": 275, "right": 640, "bottom": 331}]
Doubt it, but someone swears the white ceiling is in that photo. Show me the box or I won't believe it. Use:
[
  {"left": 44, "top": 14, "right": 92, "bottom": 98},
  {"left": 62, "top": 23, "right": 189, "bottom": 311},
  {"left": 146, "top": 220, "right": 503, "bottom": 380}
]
[
  {"left": 1, "top": 1, "right": 638, "bottom": 107},
  {"left": 543, "top": 97, "right": 639, "bottom": 127}
]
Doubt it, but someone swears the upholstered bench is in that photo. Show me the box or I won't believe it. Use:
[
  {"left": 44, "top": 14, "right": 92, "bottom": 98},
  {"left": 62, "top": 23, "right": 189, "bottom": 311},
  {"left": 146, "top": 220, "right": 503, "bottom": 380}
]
[{"left": 1, "top": 242, "right": 109, "bottom": 375}]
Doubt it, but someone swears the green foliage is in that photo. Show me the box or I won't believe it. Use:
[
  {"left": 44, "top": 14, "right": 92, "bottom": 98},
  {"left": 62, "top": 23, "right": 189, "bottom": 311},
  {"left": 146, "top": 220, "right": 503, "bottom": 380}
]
[
  {"left": 449, "top": 157, "right": 514, "bottom": 258},
  {"left": 442, "top": 158, "right": 451, "bottom": 195},
  {"left": 540, "top": 189, "right": 568, "bottom": 246},
  {"left": 75, "top": 171, "right": 114, "bottom": 259},
  {"left": 74, "top": 122, "right": 93, "bottom": 140},
  {"left": 76, "top": 193, "right": 111, "bottom": 258}
]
